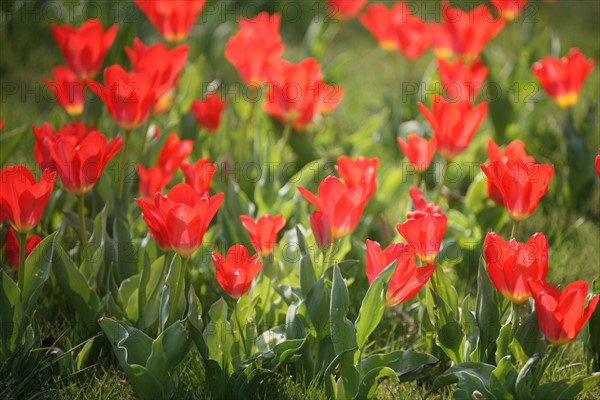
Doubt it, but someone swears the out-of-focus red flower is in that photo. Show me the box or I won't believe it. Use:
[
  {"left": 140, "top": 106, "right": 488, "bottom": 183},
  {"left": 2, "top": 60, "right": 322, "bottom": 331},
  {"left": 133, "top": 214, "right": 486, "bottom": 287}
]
[
  {"left": 486, "top": 139, "right": 535, "bottom": 206},
  {"left": 397, "top": 212, "right": 446, "bottom": 264},
  {"left": 135, "top": 183, "right": 224, "bottom": 257},
  {"left": 397, "top": 134, "right": 437, "bottom": 173},
  {"left": 181, "top": 159, "right": 216, "bottom": 196},
  {"left": 310, "top": 211, "right": 333, "bottom": 250},
  {"left": 225, "top": 12, "right": 285, "bottom": 86},
  {"left": 138, "top": 133, "right": 193, "bottom": 198},
  {"left": 359, "top": 2, "right": 430, "bottom": 59},
  {"left": 335, "top": 156, "right": 379, "bottom": 201},
  {"left": 87, "top": 65, "right": 161, "bottom": 131},
  {"left": 51, "top": 19, "right": 117, "bottom": 79},
  {"left": 134, "top": 0, "right": 206, "bottom": 43},
  {"left": 190, "top": 93, "right": 226, "bottom": 132},
  {"left": 407, "top": 187, "right": 441, "bottom": 218},
  {"left": 5, "top": 228, "right": 42, "bottom": 271},
  {"left": 327, "top": 0, "right": 368, "bottom": 20},
  {"left": 212, "top": 244, "right": 263, "bottom": 299},
  {"left": 432, "top": 1, "right": 505, "bottom": 62},
  {"left": 437, "top": 59, "right": 488, "bottom": 101},
  {"left": 484, "top": 232, "right": 548, "bottom": 304},
  {"left": 0, "top": 166, "right": 56, "bottom": 233},
  {"left": 298, "top": 176, "right": 367, "bottom": 240},
  {"left": 125, "top": 39, "right": 188, "bottom": 114},
  {"left": 43, "top": 67, "right": 85, "bottom": 117},
  {"left": 529, "top": 280, "right": 599, "bottom": 346},
  {"left": 490, "top": 0, "right": 527, "bottom": 21},
  {"left": 264, "top": 58, "right": 343, "bottom": 130},
  {"left": 45, "top": 123, "right": 122, "bottom": 196},
  {"left": 596, "top": 150, "right": 600, "bottom": 179},
  {"left": 532, "top": 48, "right": 594, "bottom": 108},
  {"left": 481, "top": 158, "right": 553, "bottom": 221},
  {"left": 32, "top": 123, "right": 65, "bottom": 171},
  {"left": 240, "top": 214, "right": 286, "bottom": 257},
  {"left": 366, "top": 240, "right": 435, "bottom": 307},
  {"left": 0, "top": 120, "right": 4, "bottom": 129},
  {"left": 418, "top": 95, "right": 488, "bottom": 160}
]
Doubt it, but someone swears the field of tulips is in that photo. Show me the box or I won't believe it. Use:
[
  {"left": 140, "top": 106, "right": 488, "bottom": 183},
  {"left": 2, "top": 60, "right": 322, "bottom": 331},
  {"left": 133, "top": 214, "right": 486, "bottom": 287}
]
[{"left": 1, "top": 0, "right": 600, "bottom": 399}]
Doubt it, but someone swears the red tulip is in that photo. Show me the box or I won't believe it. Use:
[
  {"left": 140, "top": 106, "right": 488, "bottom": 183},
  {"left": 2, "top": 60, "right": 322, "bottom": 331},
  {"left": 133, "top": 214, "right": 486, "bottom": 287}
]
[
  {"left": 418, "top": 95, "right": 488, "bottom": 160},
  {"left": 397, "top": 212, "right": 447, "bottom": 264},
  {"left": 240, "top": 214, "right": 286, "bottom": 257},
  {"left": 327, "top": 0, "right": 368, "bottom": 20},
  {"left": 437, "top": 59, "right": 488, "bottom": 101},
  {"left": 125, "top": 39, "right": 188, "bottom": 114},
  {"left": 432, "top": 1, "right": 505, "bottom": 62},
  {"left": 51, "top": 19, "right": 117, "bottom": 79},
  {"left": 45, "top": 123, "right": 122, "bottom": 196},
  {"left": 335, "top": 156, "right": 379, "bottom": 201},
  {"left": 407, "top": 187, "right": 441, "bottom": 218},
  {"left": 134, "top": 0, "right": 206, "bottom": 43},
  {"left": 484, "top": 232, "right": 548, "bottom": 304},
  {"left": 43, "top": 66, "right": 85, "bottom": 117},
  {"left": 137, "top": 167, "right": 172, "bottom": 201},
  {"left": 5, "top": 228, "right": 42, "bottom": 271},
  {"left": 0, "top": 166, "right": 56, "bottom": 233},
  {"left": 190, "top": 93, "right": 227, "bottom": 132},
  {"left": 135, "top": 184, "right": 224, "bottom": 257},
  {"left": 481, "top": 158, "right": 554, "bottom": 221},
  {"left": 87, "top": 65, "right": 161, "bottom": 131},
  {"left": 596, "top": 150, "right": 600, "bottom": 179},
  {"left": 397, "top": 134, "right": 437, "bottom": 173},
  {"left": 225, "top": 12, "right": 285, "bottom": 86},
  {"left": 0, "top": 121, "right": 4, "bottom": 129},
  {"left": 366, "top": 240, "right": 436, "bottom": 307},
  {"left": 359, "top": 2, "right": 430, "bottom": 59},
  {"left": 264, "top": 58, "right": 343, "bottom": 130},
  {"left": 532, "top": 48, "right": 594, "bottom": 108},
  {"left": 181, "top": 159, "right": 217, "bottom": 196},
  {"left": 32, "top": 123, "right": 62, "bottom": 171},
  {"left": 486, "top": 139, "right": 534, "bottom": 206},
  {"left": 212, "top": 244, "right": 263, "bottom": 299},
  {"left": 529, "top": 280, "right": 599, "bottom": 346},
  {"left": 490, "top": 0, "right": 528, "bottom": 21},
  {"left": 310, "top": 211, "right": 333, "bottom": 250},
  {"left": 298, "top": 176, "right": 367, "bottom": 240}
]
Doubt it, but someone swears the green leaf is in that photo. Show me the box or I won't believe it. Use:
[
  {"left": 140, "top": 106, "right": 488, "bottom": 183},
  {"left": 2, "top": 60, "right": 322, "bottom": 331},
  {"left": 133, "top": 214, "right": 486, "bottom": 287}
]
[
  {"left": 297, "top": 226, "right": 317, "bottom": 298},
  {"left": 159, "top": 256, "right": 186, "bottom": 330},
  {"left": 490, "top": 356, "right": 518, "bottom": 399},
  {"left": 515, "top": 354, "right": 540, "bottom": 400},
  {"left": 146, "top": 321, "right": 191, "bottom": 382},
  {"left": 356, "top": 366, "right": 399, "bottom": 399},
  {"left": 430, "top": 289, "right": 465, "bottom": 365},
  {"left": 429, "top": 362, "right": 496, "bottom": 399},
  {"left": 138, "top": 255, "right": 168, "bottom": 330},
  {"left": 21, "top": 232, "right": 57, "bottom": 314},
  {"left": 495, "top": 324, "right": 512, "bottom": 365},
  {"left": 477, "top": 258, "right": 501, "bottom": 363},
  {"left": 515, "top": 313, "right": 546, "bottom": 358},
  {"left": 360, "top": 350, "right": 439, "bottom": 382},
  {"left": 0, "top": 272, "right": 22, "bottom": 360}
]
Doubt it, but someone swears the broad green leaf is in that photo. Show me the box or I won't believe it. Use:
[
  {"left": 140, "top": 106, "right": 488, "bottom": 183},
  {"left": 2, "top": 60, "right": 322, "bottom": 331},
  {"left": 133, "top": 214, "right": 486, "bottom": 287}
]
[
  {"left": 159, "top": 256, "right": 186, "bottom": 330},
  {"left": 495, "top": 324, "right": 512, "bottom": 365},
  {"left": 477, "top": 258, "right": 501, "bottom": 363},
  {"left": 515, "top": 354, "right": 540, "bottom": 400},
  {"left": 360, "top": 350, "right": 438, "bottom": 382},
  {"left": 21, "top": 232, "right": 57, "bottom": 314},
  {"left": 429, "top": 362, "right": 496, "bottom": 399},
  {"left": 0, "top": 272, "right": 22, "bottom": 359},
  {"left": 146, "top": 321, "right": 191, "bottom": 382},
  {"left": 430, "top": 289, "right": 465, "bottom": 365},
  {"left": 297, "top": 226, "right": 317, "bottom": 297},
  {"left": 490, "top": 356, "right": 518, "bottom": 399},
  {"left": 356, "top": 366, "right": 399, "bottom": 399}
]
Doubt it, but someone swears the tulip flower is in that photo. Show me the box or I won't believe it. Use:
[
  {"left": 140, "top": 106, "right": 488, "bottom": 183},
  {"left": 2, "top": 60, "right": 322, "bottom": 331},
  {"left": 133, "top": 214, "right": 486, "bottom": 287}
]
[
  {"left": 44, "top": 124, "right": 122, "bottom": 196},
  {"left": 0, "top": 165, "right": 56, "bottom": 233},
  {"left": 397, "top": 134, "right": 437, "bottom": 173},
  {"left": 298, "top": 176, "right": 367, "bottom": 240},
  {"left": 310, "top": 211, "right": 333, "bottom": 251},
  {"left": 359, "top": 2, "right": 430, "bottom": 59},
  {"left": 407, "top": 187, "right": 442, "bottom": 218},
  {"left": 264, "top": 58, "right": 343, "bottom": 130},
  {"left": 43, "top": 66, "right": 85, "bottom": 117},
  {"left": 327, "top": 0, "right": 368, "bottom": 20},
  {"left": 532, "top": 48, "right": 594, "bottom": 108},
  {"left": 596, "top": 150, "right": 600, "bottom": 179},
  {"left": 486, "top": 139, "right": 534, "bottom": 206},
  {"left": 432, "top": 1, "right": 505, "bottom": 62},
  {"left": 481, "top": 159, "right": 554, "bottom": 221},
  {"left": 484, "top": 232, "right": 548, "bottom": 304},
  {"left": 135, "top": 184, "right": 224, "bottom": 257},
  {"left": 418, "top": 95, "right": 488, "bottom": 160},
  {"left": 134, "top": 0, "right": 206, "bottom": 43},
  {"left": 0, "top": 120, "right": 4, "bottom": 129},
  {"left": 490, "top": 0, "right": 527, "bottom": 21},
  {"left": 51, "top": 19, "right": 117, "bottom": 79},
  {"left": 212, "top": 244, "right": 263, "bottom": 299},
  {"left": 87, "top": 65, "right": 161, "bottom": 132},
  {"left": 529, "top": 280, "right": 599, "bottom": 346},
  {"left": 5, "top": 228, "right": 42, "bottom": 271},
  {"left": 137, "top": 167, "right": 172, "bottom": 201},
  {"left": 397, "top": 212, "right": 447, "bottom": 264},
  {"left": 335, "top": 156, "right": 379, "bottom": 201},
  {"left": 240, "top": 214, "right": 286, "bottom": 257},
  {"left": 225, "top": 12, "right": 285, "bottom": 86},
  {"left": 125, "top": 39, "right": 189, "bottom": 114},
  {"left": 437, "top": 59, "right": 488, "bottom": 101},
  {"left": 190, "top": 93, "right": 227, "bottom": 132},
  {"left": 366, "top": 240, "right": 436, "bottom": 307},
  {"left": 181, "top": 159, "right": 217, "bottom": 196}
]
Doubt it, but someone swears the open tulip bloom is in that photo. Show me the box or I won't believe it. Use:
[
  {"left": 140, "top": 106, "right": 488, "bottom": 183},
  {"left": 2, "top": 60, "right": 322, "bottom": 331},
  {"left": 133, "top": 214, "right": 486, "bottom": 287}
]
[
  {"left": 43, "top": 66, "right": 85, "bottom": 117},
  {"left": 327, "top": 0, "right": 368, "bottom": 20},
  {"left": 181, "top": 159, "right": 217, "bottom": 196},
  {"left": 397, "top": 134, "right": 437, "bottom": 174},
  {"left": 190, "top": 93, "right": 227, "bottom": 132},
  {"left": 212, "top": 244, "right": 263, "bottom": 299},
  {"left": 134, "top": 0, "right": 206, "bottom": 43},
  {"left": 486, "top": 139, "right": 535, "bottom": 206},
  {"left": 335, "top": 156, "right": 379, "bottom": 201},
  {"left": 240, "top": 214, "right": 286, "bottom": 257}
]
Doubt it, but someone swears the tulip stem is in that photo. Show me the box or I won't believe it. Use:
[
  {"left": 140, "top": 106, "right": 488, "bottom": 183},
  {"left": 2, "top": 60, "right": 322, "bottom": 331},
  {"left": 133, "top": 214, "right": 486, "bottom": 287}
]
[
  {"left": 137, "top": 115, "right": 153, "bottom": 163},
  {"left": 117, "top": 130, "right": 132, "bottom": 199},
  {"left": 321, "top": 238, "right": 338, "bottom": 277},
  {"left": 278, "top": 123, "right": 292, "bottom": 154},
  {"left": 148, "top": 252, "right": 170, "bottom": 305},
  {"left": 17, "top": 231, "right": 27, "bottom": 290},
  {"left": 510, "top": 221, "right": 519, "bottom": 240},
  {"left": 239, "top": 88, "right": 258, "bottom": 164},
  {"left": 77, "top": 195, "right": 89, "bottom": 263}
]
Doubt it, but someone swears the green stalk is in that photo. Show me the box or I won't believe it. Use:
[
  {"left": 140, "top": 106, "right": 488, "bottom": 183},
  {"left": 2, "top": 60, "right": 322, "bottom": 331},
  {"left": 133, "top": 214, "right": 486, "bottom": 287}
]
[
  {"left": 277, "top": 122, "right": 293, "bottom": 154},
  {"left": 17, "top": 231, "right": 27, "bottom": 291},
  {"left": 320, "top": 238, "right": 339, "bottom": 277},
  {"left": 117, "top": 129, "right": 132, "bottom": 199},
  {"left": 147, "top": 252, "right": 170, "bottom": 305},
  {"left": 77, "top": 195, "right": 89, "bottom": 263},
  {"left": 238, "top": 87, "right": 258, "bottom": 164},
  {"left": 510, "top": 220, "right": 519, "bottom": 240},
  {"left": 137, "top": 115, "right": 153, "bottom": 163}
]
